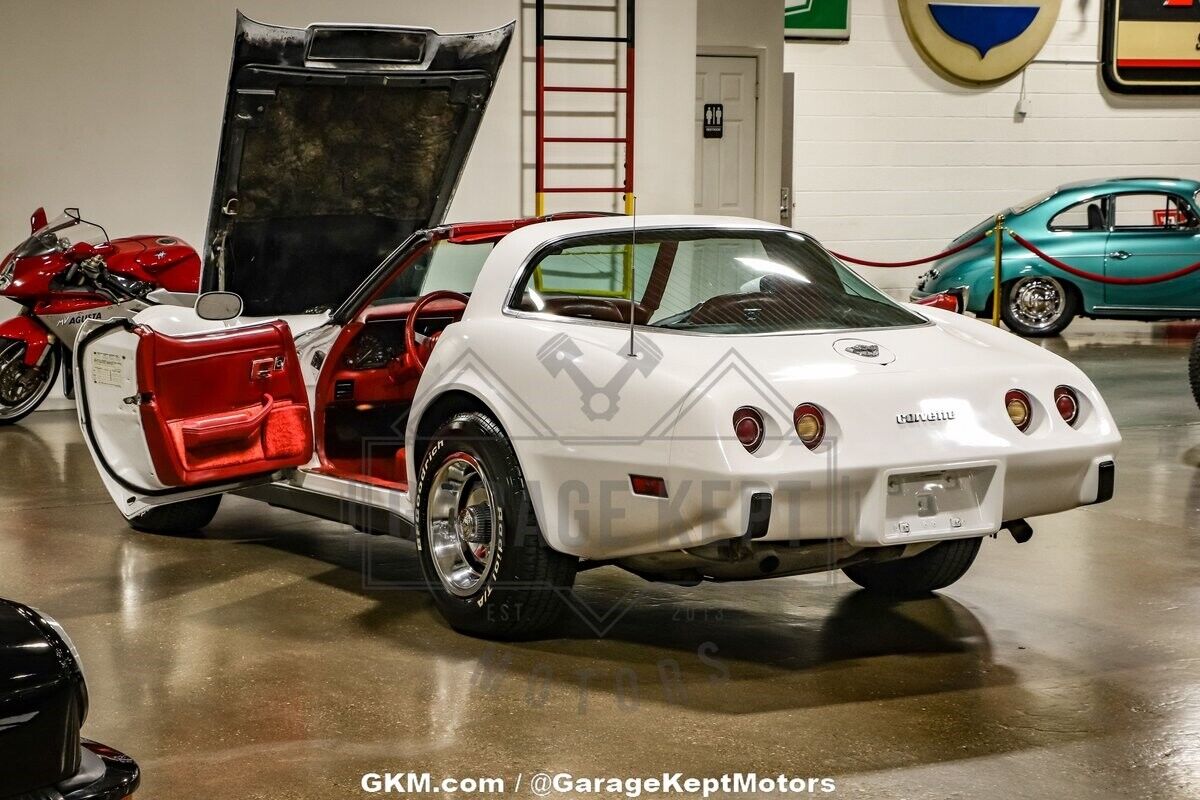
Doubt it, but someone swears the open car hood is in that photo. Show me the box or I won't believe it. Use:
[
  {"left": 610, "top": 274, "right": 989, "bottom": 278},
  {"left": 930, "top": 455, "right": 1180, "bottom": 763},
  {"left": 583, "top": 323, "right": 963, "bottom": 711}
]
[{"left": 202, "top": 13, "right": 514, "bottom": 316}]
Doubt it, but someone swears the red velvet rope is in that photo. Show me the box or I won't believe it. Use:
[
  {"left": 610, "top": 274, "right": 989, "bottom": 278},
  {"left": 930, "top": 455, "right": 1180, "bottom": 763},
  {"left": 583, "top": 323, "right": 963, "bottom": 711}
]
[
  {"left": 830, "top": 230, "right": 989, "bottom": 268},
  {"left": 1008, "top": 231, "right": 1200, "bottom": 286}
]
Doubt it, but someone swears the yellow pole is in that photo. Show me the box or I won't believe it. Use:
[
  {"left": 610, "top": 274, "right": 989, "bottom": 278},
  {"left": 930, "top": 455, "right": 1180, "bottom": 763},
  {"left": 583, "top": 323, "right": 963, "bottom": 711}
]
[
  {"left": 535, "top": 192, "right": 546, "bottom": 218},
  {"left": 623, "top": 195, "right": 636, "bottom": 296},
  {"left": 991, "top": 213, "right": 1004, "bottom": 327}
]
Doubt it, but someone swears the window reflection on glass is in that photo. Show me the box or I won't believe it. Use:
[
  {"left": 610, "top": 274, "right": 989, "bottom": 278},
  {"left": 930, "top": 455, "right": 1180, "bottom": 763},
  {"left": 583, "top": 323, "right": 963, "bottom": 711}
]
[
  {"left": 512, "top": 229, "right": 925, "bottom": 333},
  {"left": 371, "top": 241, "right": 495, "bottom": 306}
]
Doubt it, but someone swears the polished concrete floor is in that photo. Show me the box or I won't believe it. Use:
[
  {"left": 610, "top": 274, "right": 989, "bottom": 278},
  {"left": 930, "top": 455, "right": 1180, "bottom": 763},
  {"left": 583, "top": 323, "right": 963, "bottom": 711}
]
[{"left": 2, "top": 319, "right": 1198, "bottom": 799}]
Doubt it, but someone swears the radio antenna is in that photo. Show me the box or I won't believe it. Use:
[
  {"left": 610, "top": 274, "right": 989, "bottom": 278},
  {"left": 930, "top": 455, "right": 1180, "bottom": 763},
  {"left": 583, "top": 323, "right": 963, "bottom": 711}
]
[{"left": 626, "top": 195, "right": 637, "bottom": 358}]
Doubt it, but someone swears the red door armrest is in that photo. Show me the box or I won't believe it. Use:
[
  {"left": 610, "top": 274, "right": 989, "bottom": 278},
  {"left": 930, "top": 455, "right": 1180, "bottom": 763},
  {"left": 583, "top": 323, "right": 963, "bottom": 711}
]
[{"left": 181, "top": 395, "right": 274, "bottom": 449}]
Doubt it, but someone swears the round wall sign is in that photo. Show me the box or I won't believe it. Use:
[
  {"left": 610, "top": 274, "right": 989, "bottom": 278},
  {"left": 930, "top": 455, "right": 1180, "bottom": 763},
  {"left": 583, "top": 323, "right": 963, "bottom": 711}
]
[{"left": 899, "top": 0, "right": 1062, "bottom": 85}]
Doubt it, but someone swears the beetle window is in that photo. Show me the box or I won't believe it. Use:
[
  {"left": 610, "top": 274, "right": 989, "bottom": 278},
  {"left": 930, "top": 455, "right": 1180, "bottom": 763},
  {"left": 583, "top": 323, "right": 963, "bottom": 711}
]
[
  {"left": 1112, "top": 194, "right": 1198, "bottom": 231},
  {"left": 511, "top": 229, "right": 925, "bottom": 334},
  {"left": 1050, "top": 200, "right": 1107, "bottom": 231}
]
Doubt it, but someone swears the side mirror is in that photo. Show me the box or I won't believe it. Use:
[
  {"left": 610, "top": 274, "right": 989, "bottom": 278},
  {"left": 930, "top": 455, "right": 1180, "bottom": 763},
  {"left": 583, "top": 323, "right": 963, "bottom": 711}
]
[
  {"left": 195, "top": 291, "right": 243, "bottom": 321},
  {"left": 30, "top": 207, "right": 47, "bottom": 233},
  {"left": 66, "top": 241, "right": 100, "bottom": 262}
]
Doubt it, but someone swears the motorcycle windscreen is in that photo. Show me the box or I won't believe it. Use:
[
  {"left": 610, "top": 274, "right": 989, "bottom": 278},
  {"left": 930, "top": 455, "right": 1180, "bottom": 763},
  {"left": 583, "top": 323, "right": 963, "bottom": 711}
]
[
  {"left": 76, "top": 320, "right": 313, "bottom": 511},
  {"left": 202, "top": 15, "right": 514, "bottom": 318}
]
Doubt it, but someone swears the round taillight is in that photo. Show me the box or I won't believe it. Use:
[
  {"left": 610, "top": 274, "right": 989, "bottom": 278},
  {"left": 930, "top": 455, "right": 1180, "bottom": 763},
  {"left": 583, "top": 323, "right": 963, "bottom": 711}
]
[
  {"left": 732, "top": 407, "right": 764, "bottom": 453},
  {"left": 792, "top": 403, "right": 825, "bottom": 450},
  {"left": 1005, "top": 389, "right": 1032, "bottom": 432},
  {"left": 1054, "top": 385, "right": 1079, "bottom": 426}
]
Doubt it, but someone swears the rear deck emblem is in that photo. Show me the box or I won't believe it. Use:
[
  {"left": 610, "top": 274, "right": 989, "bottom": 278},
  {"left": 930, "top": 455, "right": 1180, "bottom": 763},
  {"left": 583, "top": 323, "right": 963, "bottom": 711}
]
[
  {"left": 833, "top": 338, "right": 895, "bottom": 365},
  {"left": 845, "top": 343, "right": 880, "bottom": 358}
]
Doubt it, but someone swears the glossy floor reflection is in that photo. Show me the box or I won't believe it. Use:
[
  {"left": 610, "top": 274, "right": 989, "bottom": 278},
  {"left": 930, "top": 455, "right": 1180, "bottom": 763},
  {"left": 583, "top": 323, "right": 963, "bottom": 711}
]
[{"left": 1, "top": 319, "right": 1197, "bottom": 799}]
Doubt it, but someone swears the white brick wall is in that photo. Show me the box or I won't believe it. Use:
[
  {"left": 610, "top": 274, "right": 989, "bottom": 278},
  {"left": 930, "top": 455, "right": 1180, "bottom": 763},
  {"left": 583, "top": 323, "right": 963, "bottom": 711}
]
[{"left": 784, "top": 0, "right": 1200, "bottom": 291}]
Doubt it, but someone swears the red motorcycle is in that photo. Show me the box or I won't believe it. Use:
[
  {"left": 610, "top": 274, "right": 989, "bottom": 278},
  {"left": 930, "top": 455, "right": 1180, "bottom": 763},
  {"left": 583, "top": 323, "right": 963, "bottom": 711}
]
[{"left": 0, "top": 207, "right": 200, "bottom": 424}]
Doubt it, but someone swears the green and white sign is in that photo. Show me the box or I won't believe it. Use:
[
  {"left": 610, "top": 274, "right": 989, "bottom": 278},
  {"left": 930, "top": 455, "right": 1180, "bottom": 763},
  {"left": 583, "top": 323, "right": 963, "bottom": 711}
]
[{"left": 785, "top": 0, "right": 851, "bottom": 41}]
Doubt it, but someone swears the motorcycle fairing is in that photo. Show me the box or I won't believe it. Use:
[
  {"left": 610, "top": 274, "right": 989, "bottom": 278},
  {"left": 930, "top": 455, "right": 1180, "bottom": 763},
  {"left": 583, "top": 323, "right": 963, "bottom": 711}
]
[
  {"left": 33, "top": 297, "right": 148, "bottom": 351},
  {"left": 202, "top": 14, "right": 514, "bottom": 318},
  {"left": 76, "top": 318, "right": 313, "bottom": 514},
  {"left": 0, "top": 315, "right": 51, "bottom": 366}
]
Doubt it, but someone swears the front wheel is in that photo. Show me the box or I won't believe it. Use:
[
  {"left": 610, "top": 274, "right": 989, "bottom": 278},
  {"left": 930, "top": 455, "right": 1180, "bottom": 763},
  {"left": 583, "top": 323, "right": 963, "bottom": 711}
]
[
  {"left": 1001, "top": 276, "right": 1078, "bottom": 337},
  {"left": 0, "top": 341, "right": 60, "bottom": 425},
  {"left": 415, "top": 412, "right": 577, "bottom": 639},
  {"left": 842, "top": 537, "right": 982, "bottom": 596},
  {"left": 130, "top": 495, "right": 222, "bottom": 536}
]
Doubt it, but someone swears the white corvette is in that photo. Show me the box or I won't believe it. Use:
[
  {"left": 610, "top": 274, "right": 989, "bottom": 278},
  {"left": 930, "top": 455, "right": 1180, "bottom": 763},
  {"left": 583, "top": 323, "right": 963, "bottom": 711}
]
[{"left": 74, "top": 18, "right": 1119, "bottom": 639}]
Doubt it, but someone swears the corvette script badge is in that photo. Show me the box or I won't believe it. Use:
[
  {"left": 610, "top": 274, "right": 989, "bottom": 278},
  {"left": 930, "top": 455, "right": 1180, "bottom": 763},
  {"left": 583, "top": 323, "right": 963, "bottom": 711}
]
[{"left": 896, "top": 410, "right": 956, "bottom": 424}]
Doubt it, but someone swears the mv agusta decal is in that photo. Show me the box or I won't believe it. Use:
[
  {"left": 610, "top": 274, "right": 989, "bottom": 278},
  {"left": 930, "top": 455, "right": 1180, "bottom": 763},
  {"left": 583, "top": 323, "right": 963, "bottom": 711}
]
[
  {"left": 56, "top": 312, "right": 103, "bottom": 327},
  {"left": 896, "top": 410, "right": 957, "bottom": 424}
]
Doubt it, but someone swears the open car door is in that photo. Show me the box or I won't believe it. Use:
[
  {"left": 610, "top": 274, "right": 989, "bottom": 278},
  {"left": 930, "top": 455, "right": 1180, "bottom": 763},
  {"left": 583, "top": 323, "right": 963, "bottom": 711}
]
[{"left": 75, "top": 319, "right": 314, "bottom": 518}]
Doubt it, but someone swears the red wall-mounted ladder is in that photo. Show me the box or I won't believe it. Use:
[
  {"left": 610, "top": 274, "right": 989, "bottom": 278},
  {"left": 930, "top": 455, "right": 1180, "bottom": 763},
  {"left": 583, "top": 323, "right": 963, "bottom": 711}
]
[{"left": 534, "top": 0, "right": 636, "bottom": 216}]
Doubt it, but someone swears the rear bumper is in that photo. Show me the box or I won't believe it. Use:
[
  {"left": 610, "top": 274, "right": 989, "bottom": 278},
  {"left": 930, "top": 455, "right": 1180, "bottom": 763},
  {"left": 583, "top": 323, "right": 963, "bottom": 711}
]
[
  {"left": 54, "top": 739, "right": 140, "bottom": 800},
  {"left": 717, "top": 449, "right": 1116, "bottom": 549},
  {"left": 555, "top": 442, "right": 1120, "bottom": 559}
]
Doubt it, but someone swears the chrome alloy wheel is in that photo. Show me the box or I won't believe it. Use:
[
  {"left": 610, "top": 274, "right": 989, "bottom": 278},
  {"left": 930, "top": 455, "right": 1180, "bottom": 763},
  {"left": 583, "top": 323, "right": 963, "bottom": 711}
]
[
  {"left": 1009, "top": 276, "right": 1067, "bottom": 332},
  {"left": 426, "top": 453, "right": 499, "bottom": 597}
]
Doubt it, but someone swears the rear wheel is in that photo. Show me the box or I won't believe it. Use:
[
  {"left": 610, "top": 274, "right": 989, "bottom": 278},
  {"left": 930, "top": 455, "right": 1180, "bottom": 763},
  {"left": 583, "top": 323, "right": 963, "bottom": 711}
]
[
  {"left": 1189, "top": 333, "right": 1200, "bottom": 410},
  {"left": 130, "top": 495, "right": 222, "bottom": 536},
  {"left": 0, "top": 341, "right": 60, "bottom": 425},
  {"left": 1001, "top": 276, "right": 1078, "bottom": 337},
  {"left": 842, "top": 537, "right": 982, "bottom": 596},
  {"left": 415, "top": 411, "right": 577, "bottom": 639}
]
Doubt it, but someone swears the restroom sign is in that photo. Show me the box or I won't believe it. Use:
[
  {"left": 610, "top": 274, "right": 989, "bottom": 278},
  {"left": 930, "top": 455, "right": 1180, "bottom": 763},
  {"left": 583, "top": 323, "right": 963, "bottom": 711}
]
[{"left": 703, "top": 103, "right": 724, "bottom": 138}]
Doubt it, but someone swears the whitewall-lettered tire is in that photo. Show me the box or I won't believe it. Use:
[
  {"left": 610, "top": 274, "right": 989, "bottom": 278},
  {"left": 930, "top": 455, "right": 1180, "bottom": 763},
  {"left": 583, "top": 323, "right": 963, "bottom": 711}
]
[{"left": 415, "top": 411, "right": 577, "bottom": 639}]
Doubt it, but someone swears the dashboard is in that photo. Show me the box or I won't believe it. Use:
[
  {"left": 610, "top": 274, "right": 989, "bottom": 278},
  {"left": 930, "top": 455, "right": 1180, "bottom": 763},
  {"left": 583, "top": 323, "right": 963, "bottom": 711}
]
[{"left": 341, "top": 315, "right": 459, "bottom": 371}]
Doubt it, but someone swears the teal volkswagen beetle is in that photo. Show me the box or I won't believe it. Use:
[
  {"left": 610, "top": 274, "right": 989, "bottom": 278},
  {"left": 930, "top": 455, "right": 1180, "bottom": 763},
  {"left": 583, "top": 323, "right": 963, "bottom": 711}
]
[{"left": 913, "top": 177, "right": 1200, "bottom": 336}]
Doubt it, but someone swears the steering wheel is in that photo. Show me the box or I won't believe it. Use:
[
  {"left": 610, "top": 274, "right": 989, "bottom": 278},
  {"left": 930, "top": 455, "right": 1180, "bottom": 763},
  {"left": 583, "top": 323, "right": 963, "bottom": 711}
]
[{"left": 404, "top": 290, "right": 469, "bottom": 373}]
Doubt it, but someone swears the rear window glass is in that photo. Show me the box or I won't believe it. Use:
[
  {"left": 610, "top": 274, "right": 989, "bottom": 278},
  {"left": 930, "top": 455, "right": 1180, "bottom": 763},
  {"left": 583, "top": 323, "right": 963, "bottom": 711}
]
[{"left": 510, "top": 229, "right": 926, "bottom": 334}]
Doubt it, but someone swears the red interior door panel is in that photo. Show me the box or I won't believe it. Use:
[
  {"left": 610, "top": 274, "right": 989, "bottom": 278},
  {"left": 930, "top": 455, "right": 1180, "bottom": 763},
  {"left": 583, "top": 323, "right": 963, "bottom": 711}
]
[{"left": 135, "top": 321, "right": 313, "bottom": 487}]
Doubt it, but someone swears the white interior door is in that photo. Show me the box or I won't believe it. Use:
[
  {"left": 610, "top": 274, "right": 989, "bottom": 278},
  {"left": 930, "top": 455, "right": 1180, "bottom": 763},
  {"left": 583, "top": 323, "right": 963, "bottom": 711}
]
[{"left": 694, "top": 56, "right": 758, "bottom": 218}]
